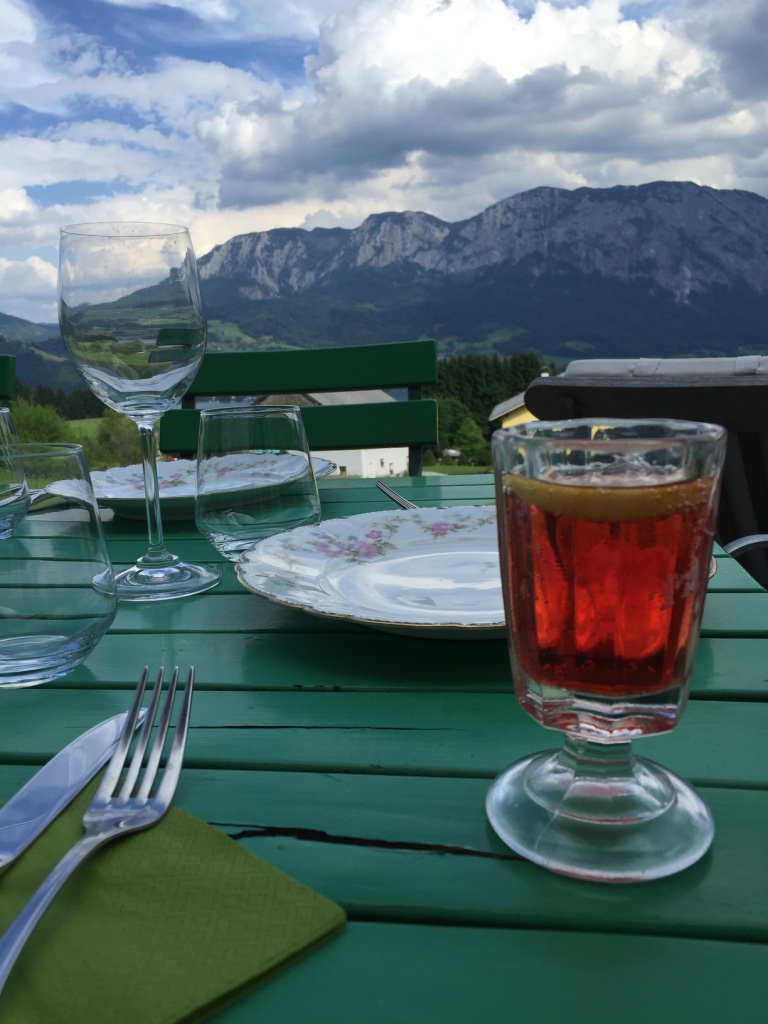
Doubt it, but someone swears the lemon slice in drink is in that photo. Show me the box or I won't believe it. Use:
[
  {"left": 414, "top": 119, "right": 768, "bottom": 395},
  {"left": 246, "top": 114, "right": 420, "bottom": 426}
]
[{"left": 502, "top": 473, "right": 711, "bottom": 522}]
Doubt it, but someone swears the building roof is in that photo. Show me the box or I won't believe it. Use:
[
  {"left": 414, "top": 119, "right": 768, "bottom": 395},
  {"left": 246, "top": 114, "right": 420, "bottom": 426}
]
[
  {"left": 488, "top": 392, "right": 526, "bottom": 422},
  {"left": 257, "top": 389, "right": 396, "bottom": 407}
]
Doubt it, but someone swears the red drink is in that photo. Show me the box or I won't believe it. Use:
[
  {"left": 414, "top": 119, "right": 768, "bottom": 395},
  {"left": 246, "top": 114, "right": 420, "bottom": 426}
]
[
  {"left": 488, "top": 421, "right": 724, "bottom": 881},
  {"left": 501, "top": 473, "right": 717, "bottom": 699}
]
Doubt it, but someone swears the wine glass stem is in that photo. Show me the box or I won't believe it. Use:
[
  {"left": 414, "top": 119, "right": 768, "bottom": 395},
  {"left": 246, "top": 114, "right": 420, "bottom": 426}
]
[
  {"left": 135, "top": 418, "right": 178, "bottom": 569},
  {"left": 560, "top": 734, "right": 635, "bottom": 781}
]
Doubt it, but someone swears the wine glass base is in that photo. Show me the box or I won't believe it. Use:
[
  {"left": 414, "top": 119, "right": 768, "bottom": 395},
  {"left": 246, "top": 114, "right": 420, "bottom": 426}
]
[
  {"left": 115, "top": 561, "right": 221, "bottom": 601},
  {"left": 486, "top": 749, "right": 714, "bottom": 883}
]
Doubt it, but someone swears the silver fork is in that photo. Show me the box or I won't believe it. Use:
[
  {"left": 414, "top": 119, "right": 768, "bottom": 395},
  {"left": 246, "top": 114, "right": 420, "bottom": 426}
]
[
  {"left": 376, "top": 480, "right": 418, "bottom": 509},
  {"left": 0, "top": 666, "right": 194, "bottom": 993}
]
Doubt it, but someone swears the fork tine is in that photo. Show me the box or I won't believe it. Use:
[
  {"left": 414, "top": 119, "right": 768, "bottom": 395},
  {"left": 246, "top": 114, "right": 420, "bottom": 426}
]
[
  {"left": 92, "top": 666, "right": 150, "bottom": 803},
  {"left": 135, "top": 667, "right": 180, "bottom": 802},
  {"left": 150, "top": 667, "right": 195, "bottom": 809},
  {"left": 118, "top": 667, "right": 166, "bottom": 800}
]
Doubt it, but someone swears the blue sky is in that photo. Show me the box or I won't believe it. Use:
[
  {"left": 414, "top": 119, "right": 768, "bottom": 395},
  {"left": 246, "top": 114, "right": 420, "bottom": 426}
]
[{"left": 0, "top": 0, "right": 766, "bottom": 323}]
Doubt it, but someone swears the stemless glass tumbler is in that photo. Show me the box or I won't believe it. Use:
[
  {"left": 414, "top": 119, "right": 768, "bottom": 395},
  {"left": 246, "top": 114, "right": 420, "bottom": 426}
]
[
  {"left": 0, "top": 444, "right": 118, "bottom": 688},
  {"left": 195, "top": 405, "right": 321, "bottom": 560},
  {"left": 0, "top": 407, "right": 30, "bottom": 538},
  {"left": 489, "top": 418, "right": 726, "bottom": 882}
]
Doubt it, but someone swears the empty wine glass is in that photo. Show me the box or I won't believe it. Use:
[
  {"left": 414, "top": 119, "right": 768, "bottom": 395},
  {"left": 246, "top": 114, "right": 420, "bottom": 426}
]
[{"left": 58, "top": 222, "right": 221, "bottom": 600}]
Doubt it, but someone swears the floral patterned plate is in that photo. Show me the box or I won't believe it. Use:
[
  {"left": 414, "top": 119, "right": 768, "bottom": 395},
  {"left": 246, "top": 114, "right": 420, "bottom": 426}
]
[
  {"left": 236, "top": 506, "right": 505, "bottom": 639},
  {"left": 91, "top": 456, "right": 336, "bottom": 520}
]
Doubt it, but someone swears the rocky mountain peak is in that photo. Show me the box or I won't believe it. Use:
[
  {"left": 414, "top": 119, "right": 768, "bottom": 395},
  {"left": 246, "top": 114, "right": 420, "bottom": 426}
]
[{"left": 197, "top": 181, "right": 768, "bottom": 303}]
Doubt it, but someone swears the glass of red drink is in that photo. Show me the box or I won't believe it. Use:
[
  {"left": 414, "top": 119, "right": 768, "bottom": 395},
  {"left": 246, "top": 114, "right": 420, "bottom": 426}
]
[{"left": 488, "top": 418, "right": 726, "bottom": 882}]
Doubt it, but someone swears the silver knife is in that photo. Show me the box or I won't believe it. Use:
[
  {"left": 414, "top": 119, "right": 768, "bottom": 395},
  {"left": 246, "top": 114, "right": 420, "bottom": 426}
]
[{"left": 0, "top": 710, "right": 147, "bottom": 868}]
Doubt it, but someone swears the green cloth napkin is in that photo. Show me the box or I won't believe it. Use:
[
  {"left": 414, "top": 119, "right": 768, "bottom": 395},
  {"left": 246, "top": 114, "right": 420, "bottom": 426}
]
[{"left": 0, "top": 782, "right": 346, "bottom": 1023}]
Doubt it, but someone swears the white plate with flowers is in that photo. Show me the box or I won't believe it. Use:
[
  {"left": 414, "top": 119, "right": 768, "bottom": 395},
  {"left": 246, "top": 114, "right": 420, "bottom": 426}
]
[
  {"left": 236, "top": 505, "right": 505, "bottom": 639},
  {"left": 91, "top": 455, "right": 337, "bottom": 520}
]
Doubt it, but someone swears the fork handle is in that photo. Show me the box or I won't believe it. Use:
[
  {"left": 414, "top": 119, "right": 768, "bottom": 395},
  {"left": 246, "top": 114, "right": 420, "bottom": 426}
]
[
  {"left": 376, "top": 481, "right": 418, "bottom": 509},
  {"left": 0, "top": 832, "right": 108, "bottom": 994}
]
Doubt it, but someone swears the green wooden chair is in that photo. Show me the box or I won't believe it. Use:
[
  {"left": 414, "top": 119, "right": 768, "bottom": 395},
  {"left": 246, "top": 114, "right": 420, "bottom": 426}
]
[
  {"left": 525, "top": 357, "right": 768, "bottom": 587},
  {"left": 0, "top": 354, "right": 16, "bottom": 401},
  {"left": 159, "top": 340, "right": 438, "bottom": 475}
]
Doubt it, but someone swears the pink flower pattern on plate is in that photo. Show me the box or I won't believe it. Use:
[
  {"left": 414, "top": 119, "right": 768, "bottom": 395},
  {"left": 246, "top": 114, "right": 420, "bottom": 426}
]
[
  {"left": 428, "top": 521, "right": 456, "bottom": 536},
  {"left": 315, "top": 540, "right": 353, "bottom": 558},
  {"left": 354, "top": 541, "right": 380, "bottom": 558},
  {"left": 284, "top": 509, "right": 497, "bottom": 568},
  {"left": 309, "top": 523, "right": 398, "bottom": 563}
]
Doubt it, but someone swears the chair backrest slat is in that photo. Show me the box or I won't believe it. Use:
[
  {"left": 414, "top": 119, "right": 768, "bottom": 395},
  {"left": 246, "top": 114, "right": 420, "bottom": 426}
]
[
  {"left": 159, "top": 340, "right": 438, "bottom": 476},
  {"left": 183, "top": 340, "right": 438, "bottom": 396},
  {"left": 161, "top": 399, "right": 438, "bottom": 453},
  {"left": 0, "top": 355, "right": 16, "bottom": 401}
]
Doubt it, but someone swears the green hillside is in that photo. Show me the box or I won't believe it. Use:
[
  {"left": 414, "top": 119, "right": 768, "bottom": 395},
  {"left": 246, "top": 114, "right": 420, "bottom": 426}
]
[
  {"left": 0, "top": 313, "right": 58, "bottom": 344},
  {"left": 200, "top": 265, "right": 768, "bottom": 360},
  {"left": 0, "top": 336, "right": 82, "bottom": 391}
]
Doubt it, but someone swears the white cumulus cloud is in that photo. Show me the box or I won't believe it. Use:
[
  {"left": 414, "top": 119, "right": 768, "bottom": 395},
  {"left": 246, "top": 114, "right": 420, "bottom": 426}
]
[
  {"left": 0, "top": 255, "right": 58, "bottom": 322},
  {"left": 0, "top": 0, "right": 766, "bottom": 322}
]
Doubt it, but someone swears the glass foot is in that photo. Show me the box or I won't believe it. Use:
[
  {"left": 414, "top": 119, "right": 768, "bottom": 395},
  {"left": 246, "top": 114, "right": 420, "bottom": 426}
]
[
  {"left": 115, "top": 560, "right": 221, "bottom": 601},
  {"left": 486, "top": 748, "right": 714, "bottom": 883}
]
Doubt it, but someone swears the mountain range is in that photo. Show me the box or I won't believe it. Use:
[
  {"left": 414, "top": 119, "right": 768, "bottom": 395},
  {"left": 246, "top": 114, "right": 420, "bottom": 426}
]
[
  {"left": 197, "top": 180, "right": 768, "bottom": 360},
  {"left": 3, "top": 181, "right": 768, "bottom": 390}
]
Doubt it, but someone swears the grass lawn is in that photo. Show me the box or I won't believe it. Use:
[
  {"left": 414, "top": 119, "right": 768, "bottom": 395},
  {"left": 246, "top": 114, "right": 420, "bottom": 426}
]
[
  {"left": 429, "top": 464, "right": 493, "bottom": 475},
  {"left": 68, "top": 418, "right": 102, "bottom": 441}
]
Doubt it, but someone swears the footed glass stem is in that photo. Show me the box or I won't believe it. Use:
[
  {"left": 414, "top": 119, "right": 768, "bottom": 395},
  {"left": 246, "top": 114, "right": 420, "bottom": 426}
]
[
  {"left": 486, "top": 735, "right": 714, "bottom": 883},
  {"left": 58, "top": 221, "right": 222, "bottom": 603},
  {"left": 114, "top": 420, "right": 220, "bottom": 601}
]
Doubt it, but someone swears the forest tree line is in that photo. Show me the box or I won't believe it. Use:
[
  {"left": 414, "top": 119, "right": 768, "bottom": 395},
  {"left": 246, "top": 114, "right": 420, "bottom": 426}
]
[
  {"left": 10, "top": 382, "right": 141, "bottom": 470},
  {"left": 10, "top": 350, "right": 547, "bottom": 469},
  {"left": 424, "top": 350, "right": 546, "bottom": 465}
]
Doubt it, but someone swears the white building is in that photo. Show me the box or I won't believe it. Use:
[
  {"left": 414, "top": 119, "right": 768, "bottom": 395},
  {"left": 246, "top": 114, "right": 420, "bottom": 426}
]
[{"left": 256, "top": 389, "right": 408, "bottom": 478}]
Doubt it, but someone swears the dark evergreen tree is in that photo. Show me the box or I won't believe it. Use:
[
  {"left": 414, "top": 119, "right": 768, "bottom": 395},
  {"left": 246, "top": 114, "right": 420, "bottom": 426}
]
[
  {"left": 14, "top": 382, "right": 104, "bottom": 420},
  {"left": 426, "top": 351, "right": 545, "bottom": 438}
]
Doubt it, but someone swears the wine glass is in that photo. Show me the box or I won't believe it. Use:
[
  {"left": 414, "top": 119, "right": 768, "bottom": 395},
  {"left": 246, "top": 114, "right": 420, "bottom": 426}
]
[
  {"left": 58, "top": 222, "right": 221, "bottom": 600},
  {"left": 489, "top": 418, "right": 726, "bottom": 882}
]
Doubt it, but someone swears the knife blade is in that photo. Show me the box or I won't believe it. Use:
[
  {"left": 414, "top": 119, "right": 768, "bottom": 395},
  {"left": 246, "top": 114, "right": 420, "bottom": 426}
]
[{"left": 0, "top": 709, "right": 147, "bottom": 868}]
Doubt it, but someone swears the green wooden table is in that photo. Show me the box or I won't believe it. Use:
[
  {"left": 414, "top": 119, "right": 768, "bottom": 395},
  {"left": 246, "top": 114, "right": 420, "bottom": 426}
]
[{"left": 2, "top": 474, "right": 767, "bottom": 1023}]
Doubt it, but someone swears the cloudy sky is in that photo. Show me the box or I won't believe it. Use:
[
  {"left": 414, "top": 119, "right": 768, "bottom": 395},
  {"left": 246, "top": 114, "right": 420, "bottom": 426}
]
[{"left": 0, "top": 0, "right": 766, "bottom": 322}]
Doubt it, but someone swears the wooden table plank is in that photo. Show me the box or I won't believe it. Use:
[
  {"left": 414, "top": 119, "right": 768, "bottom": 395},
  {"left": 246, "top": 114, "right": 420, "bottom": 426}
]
[
  {"left": 100, "top": 587, "right": 768, "bottom": 638},
  {"left": 709, "top": 556, "right": 765, "bottom": 591},
  {"left": 701, "top": 591, "right": 768, "bottom": 634},
  {"left": 210, "top": 921, "right": 768, "bottom": 1024},
  {"left": 321, "top": 475, "right": 496, "bottom": 497},
  {"left": 690, "top": 637, "right": 768, "bottom": 697},
  {"left": 0, "top": 690, "right": 765, "bottom": 787},
  {"left": 108, "top": 592, "right": 366, "bottom": 634},
  {"left": 45, "top": 632, "right": 768, "bottom": 702},
  {"left": 175, "top": 772, "right": 766, "bottom": 942},
  {"left": 0, "top": 766, "right": 763, "bottom": 943},
  {"left": 59, "top": 631, "right": 515, "bottom": 692}
]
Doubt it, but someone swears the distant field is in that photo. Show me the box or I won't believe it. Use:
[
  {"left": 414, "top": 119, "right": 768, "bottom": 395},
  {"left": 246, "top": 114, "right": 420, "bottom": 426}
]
[
  {"left": 206, "top": 320, "right": 305, "bottom": 352},
  {"left": 434, "top": 464, "right": 492, "bottom": 475},
  {"left": 68, "top": 418, "right": 102, "bottom": 441}
]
